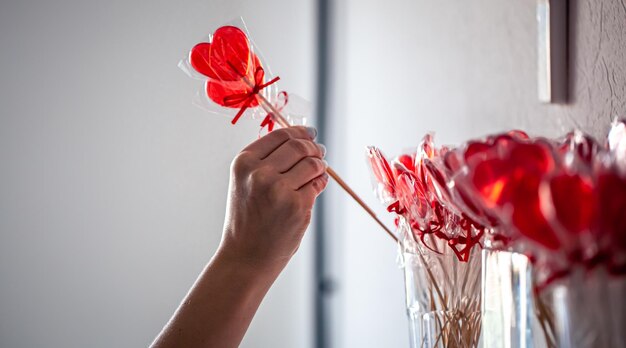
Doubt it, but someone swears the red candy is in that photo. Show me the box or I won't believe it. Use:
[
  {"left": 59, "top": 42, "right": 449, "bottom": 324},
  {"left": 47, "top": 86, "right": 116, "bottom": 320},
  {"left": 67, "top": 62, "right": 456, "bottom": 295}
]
[
  {"left": 597, "top": 172, "right": 626, "bottom": 253},
  {"left": 367, "top": 147, "right": 398, "bottom": 205},
  {"left": 544, "top": 173, "right": 595, "bottom": 237},
  {"left": 206, "top": 80, "right": 260, "bottom": 109},
  {"left": 368, "top": 135, "right": 486, "bottom": 262},
  {"left": 187, "top": 26, "right": 282, "bottom": 129},
  {"left": 190, "top": 26, "right": 253, "bottom": 81},
  {"left": 368, "top": 124, "right": 626, "bottom": 277}
]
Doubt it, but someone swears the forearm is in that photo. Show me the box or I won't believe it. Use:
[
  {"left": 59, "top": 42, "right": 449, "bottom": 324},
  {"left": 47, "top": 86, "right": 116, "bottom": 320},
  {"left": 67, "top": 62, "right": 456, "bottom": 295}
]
[
  {"left": 151, "top": 247, "right": 284, "bottom": 348},
  {"left": 152, "top": 127, "right": 326, "bottom": 347}
]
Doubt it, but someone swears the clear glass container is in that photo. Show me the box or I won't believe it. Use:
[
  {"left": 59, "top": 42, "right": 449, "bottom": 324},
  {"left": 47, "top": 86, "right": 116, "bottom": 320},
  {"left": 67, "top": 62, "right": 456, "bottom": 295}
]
[
  {"left": 480, "top": 249, "right": 556, "bottom": 348},
  {"left": 548, "top": 269, "right": 626, "bottom": 348},
  {"left": 402, "top": 248, "right": 482, "bottom": 348}
]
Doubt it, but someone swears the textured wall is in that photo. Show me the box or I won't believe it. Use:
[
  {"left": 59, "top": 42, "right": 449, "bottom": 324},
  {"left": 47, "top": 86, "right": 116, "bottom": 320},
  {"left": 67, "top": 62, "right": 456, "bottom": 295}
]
[
  {"left": 325, "top": 0, "right": 626, "bottom": 347},
  {"left": 447, "top": 0, "right": 626, "bottom": 139}
]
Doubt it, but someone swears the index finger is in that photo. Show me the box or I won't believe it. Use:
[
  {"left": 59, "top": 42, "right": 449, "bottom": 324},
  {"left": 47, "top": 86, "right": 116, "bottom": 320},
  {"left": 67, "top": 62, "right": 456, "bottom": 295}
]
[{"left": 242, "top": 126, "right": 317, "bottom": 159}]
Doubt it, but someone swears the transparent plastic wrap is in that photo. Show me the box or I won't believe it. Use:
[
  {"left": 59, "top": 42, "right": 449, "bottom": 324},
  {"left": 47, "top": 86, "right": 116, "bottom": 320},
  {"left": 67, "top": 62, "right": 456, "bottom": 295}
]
[
  {"left": 367, "top": 135, "right": 485, "bottom": 261},
  {"left": 367, "top": 135, "right": 484, "bottom": 348},
  {"left": 439, "top": 131, "right": 558, "bottom": 348},
  {"left": 448, "top": 120, "right": 626, "bottom": 348},
  {"left": 608, "top": 118, "right": 626, "bottom": 174},
  {"left": 178, "top": 18, "right": 309, "bottom": 132},
  {"left": 448, "top": 123, "right": 626, "bottom": 282},
  {"left": 367, "top": 120, "right": 626, "bottom": 348}
]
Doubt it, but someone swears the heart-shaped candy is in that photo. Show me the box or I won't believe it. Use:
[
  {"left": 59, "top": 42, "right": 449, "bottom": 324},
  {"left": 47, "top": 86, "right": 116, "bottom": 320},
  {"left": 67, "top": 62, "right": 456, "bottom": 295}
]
[
  {"left": 204, "top": 53, "right": 263, "bottom": 108},
  {"left": 206, "top": 80, "right": 260, "bottom": 108},
  {"left": 544, "top": 173, "right": 595, "bottom": 236},
  {"left": 190, "top": 26, "right": 253, "bottom": 81}
]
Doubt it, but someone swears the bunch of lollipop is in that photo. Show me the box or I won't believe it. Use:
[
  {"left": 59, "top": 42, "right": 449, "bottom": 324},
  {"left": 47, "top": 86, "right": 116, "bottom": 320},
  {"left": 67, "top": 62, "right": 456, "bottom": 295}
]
[
  {"left": 368, "top": 120, "right": 626, "bottom": 286},
  {"left": 368, "top": 135, "right": 486, "bottom": 262}
]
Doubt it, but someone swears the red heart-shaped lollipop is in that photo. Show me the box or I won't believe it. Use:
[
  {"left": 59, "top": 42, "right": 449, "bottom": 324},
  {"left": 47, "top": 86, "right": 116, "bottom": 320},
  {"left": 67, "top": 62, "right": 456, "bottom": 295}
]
[
  {"left": 368, "top": 147, "right": 397, "bottom": 198},
  {"left": 190, "top": 26, "right": 253, "bottom": 81},
  {"left": 205, "top": 53, "right": 264, "bottom": 109},
  {"left": 471, "top": 158, "right": 513, "bottom": 207},
  {"left": 189, "top": 26, "right": 282, "bottom": 126},
  {"left": 510, "top": 174, "right": 560, "bottom": 250},
  {"left": 598, "top": 172, "right": 626, "bottom": 252},
  {"left": 206, "top": 80, "right": 260, "bottom": 109},
  {"left": 395, "top": 154, "right": 416, "bottom": 175},
  {"left": 544, "top": 173, "right": 595, "bottom": 236},
  {"left": 466, "top": 140, "right": 561, "bottom": 249}
]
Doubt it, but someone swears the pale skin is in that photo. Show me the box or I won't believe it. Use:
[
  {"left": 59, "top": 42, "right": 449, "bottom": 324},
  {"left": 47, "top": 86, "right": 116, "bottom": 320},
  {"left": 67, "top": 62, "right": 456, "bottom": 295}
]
[{"left": 151, "top": 126, "right": 328, "bottom": 348}]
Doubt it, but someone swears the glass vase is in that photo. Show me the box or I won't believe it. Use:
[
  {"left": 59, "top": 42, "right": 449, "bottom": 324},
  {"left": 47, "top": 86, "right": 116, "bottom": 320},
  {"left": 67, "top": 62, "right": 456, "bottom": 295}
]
[
  {"left": 402, "top": 246, "right": 482, "bottom": 347},
  {"left": 547, "top": 269, "right": 626, "bottom": 348},
  {"left": 480, "top": 249, "right": 557, "bottom": 348}
]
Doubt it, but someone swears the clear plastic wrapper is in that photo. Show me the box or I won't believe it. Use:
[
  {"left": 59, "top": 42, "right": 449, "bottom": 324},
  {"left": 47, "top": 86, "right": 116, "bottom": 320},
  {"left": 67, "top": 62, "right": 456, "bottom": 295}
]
[
  {"left": 367, "top": 135, "right": 485, "bottom": 261},
  {"left": 367, "top": 120, "right": 626, "bottom": 348},
  {"left": 608, "top": 118, "right": 626, "bottom": 174},
  {"left": 367, "top": 135, "right": 484, "bottom": 348},
  {"left": 448, "top": 124, "right": 626, "bottom": 283},
  {"left": 447, "top": 122, "right": 626, "bottom": 347},
  {"left": 178, "top": 18, "right": 309, "bottom": 132}
]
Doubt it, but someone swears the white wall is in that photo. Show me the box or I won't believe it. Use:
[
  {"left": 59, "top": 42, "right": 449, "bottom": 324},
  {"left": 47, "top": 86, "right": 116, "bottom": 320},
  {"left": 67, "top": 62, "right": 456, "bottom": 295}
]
[
  {"left": 0, "top": 0, "right": 315, "bottom": 347},
  {"left": 326, "top": 0, "right": 626, "bottom": 347}
]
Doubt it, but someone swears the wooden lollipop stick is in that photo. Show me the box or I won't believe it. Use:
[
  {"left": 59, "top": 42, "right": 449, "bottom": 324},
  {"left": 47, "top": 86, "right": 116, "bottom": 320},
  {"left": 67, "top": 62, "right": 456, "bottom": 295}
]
[{"left": 252, "top": 89, "right": 398, "bottom": 243}]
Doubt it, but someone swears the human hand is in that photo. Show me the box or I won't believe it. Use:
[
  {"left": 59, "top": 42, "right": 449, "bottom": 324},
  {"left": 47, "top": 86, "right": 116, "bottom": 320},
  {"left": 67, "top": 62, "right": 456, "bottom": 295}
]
[{"left": 218, "top": 126, "right": 328, "bottom": 270}]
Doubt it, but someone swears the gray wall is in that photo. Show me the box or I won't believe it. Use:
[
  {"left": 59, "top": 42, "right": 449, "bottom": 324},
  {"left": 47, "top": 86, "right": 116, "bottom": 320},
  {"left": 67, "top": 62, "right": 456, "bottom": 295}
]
[
  {"left": 324, "top": 0, "right": 626, "bottom": 347},
  {"left": 0, "top": 0, "right": 315, "bottom": 347}
]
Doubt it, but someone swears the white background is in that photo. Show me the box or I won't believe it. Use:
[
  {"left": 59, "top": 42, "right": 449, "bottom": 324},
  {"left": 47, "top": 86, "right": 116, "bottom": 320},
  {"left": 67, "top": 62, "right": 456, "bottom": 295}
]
[{"left": 0, "top": 0, "right": 315, "bottom": 347}]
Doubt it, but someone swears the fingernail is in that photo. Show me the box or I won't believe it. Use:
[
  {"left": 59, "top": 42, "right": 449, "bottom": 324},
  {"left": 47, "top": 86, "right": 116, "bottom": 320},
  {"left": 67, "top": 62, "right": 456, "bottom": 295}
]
[
  {"left": 318, "top": 143, "right": 327, "bottom": 157},
  {"left": 322, "top": 159, "right": 329, "bottom": 168},
  {"left": 305, "top": 126, "right": 317, "bottom": 139},
  {"left": 322, "top": 172, "right": 329, "bottom": 180}
]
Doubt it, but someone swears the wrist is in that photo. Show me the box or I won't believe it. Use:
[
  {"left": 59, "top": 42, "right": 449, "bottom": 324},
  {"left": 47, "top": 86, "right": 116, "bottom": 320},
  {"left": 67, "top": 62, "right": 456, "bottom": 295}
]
[{"left": 214, "top": 241, "right": 287, "bottom": 279}]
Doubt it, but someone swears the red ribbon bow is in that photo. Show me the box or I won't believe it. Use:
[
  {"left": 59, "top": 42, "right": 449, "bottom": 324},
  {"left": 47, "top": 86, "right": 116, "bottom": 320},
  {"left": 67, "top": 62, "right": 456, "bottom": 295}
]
[
  {"left": 222, "top": 65, "right": 280, "bottom": 125},
  {"left": 259, "top": 91, "right": 289, "bottom": 133}
]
